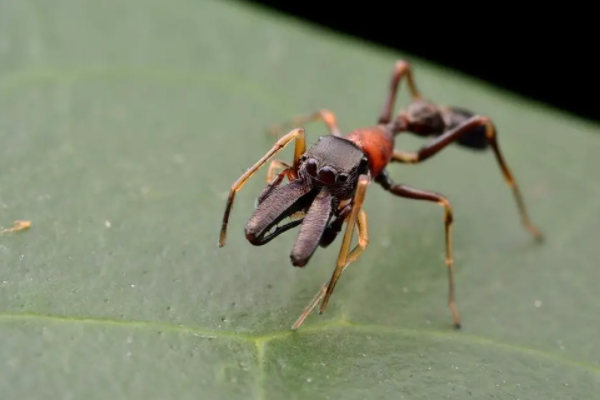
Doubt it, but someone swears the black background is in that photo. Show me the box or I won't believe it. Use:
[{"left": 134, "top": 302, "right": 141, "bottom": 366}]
[{"left": 238, "top": 1, "right": 598, "bottom": 123}]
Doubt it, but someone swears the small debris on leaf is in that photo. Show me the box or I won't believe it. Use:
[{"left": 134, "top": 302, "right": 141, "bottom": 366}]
[{"left": 0, "top": 220, "right": 31, "bottom": 235}]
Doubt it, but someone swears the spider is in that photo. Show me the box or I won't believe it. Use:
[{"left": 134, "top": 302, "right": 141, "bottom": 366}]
[{"left": 218, "top": 60, "right": 543, "bottom": 330}]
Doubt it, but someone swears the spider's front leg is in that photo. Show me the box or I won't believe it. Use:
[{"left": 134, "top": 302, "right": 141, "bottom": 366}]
[{"left": 219, "top": 128, "right": 306, "bottom": 247}]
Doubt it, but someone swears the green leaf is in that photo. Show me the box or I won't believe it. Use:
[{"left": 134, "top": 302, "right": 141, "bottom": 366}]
[{"left": 1, "top": 0, "right": 599, "bottom": 398}]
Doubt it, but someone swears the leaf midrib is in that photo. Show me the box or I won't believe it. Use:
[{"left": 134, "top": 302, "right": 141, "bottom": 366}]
[{"left": 2, "top": 312, "right": 598, "bottom": 376}]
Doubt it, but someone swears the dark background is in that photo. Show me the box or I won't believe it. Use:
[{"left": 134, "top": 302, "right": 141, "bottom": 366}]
[{"left": 238, "top": 1, "right": 598, "bottom": 123}]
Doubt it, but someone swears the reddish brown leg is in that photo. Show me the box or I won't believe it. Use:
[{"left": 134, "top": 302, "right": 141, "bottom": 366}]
[
  {"left": 392, "top": 115, "right": 543, "bottom": 241},
  {"left": 378, "top": 60, "right": 422, "bottom": 124},
  {"left": 219, "top": 128, "right": 306, "bottom": 247},
  {"left": 375, "top": 170, "right": 461, "bottom": 329},
  {"left": 265, "top": 159, "right": 295, "bottom": 183},
  {"left": 267, "top": 109, "right": 342, "bottom": 138},
  {"left": 257, "top": 162, "right": 293, "bottom": 205}
]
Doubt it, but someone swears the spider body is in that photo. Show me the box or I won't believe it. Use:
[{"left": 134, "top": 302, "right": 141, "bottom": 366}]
[{"left": 218, "top": 60, "right": 543, "bottom": 330}]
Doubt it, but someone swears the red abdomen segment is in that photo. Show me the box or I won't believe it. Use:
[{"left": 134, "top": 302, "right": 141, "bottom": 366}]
[{"left": 345, "top": 126, "right": 394, "bottom": 178}]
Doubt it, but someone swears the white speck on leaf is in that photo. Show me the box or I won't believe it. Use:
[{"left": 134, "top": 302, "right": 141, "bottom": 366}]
[
  {"left": 105, "top": 220, "right": 111, "bottom": 228},
  {"left": 534, "top": 299, "right": 542, "bottom": 308}
]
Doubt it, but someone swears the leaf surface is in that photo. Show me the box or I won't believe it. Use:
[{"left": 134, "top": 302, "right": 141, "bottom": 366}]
[{"left": 1, "top": 1, "right": 599, "bottom": 399}]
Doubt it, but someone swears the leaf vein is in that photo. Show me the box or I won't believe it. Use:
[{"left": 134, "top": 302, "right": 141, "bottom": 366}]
[{"left": 0, "top": 312, "right": 597, "bottom": 375}]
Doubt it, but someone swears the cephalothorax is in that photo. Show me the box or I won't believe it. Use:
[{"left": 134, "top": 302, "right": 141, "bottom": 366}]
[
  {"left": 218, "top": 60, "right": 543, "bottom": 330},
  {"left": 244, "top": 135, "right": 370, "bottom": 268}
]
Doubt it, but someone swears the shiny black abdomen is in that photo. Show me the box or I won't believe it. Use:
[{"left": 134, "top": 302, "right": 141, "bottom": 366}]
[{"left": 443, "top": 107, "right": 491, "bottom": 151}]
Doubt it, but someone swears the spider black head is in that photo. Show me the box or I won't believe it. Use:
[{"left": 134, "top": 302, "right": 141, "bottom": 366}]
[
  {"left": 244, "top": 135, "right": 369, "bottom": 267},
  {"left": 298, "top": 135, "right": 369, "bottom": 198}
]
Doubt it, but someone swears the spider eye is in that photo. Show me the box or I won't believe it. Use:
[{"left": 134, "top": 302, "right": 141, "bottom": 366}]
[
  {"left": 337, "top": 173, "right": 348, "bottom": 183},
  {"left": 318, "top": 166, "right": 337, "bottom": 185},
  {"left": 305, "top": 158, "right": 318, "bottom": 176}
]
